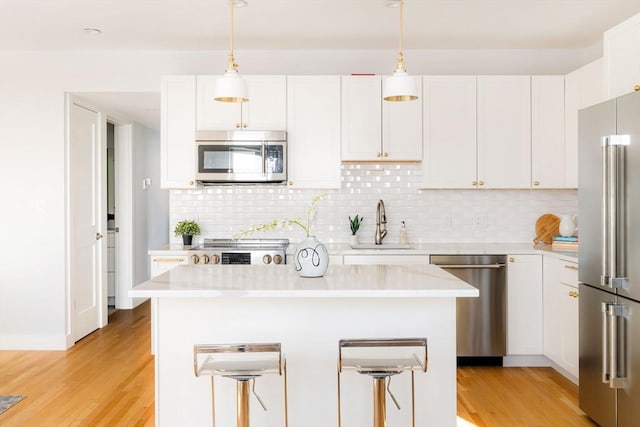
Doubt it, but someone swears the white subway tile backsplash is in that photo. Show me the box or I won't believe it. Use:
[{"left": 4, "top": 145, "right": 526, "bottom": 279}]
[{"left": 169, "top": 163, "right": 577, "bottom": 245}]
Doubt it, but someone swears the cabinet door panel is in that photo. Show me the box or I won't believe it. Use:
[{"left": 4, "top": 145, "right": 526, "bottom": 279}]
[
  {"left": 383, "top": 77, "right": 422, "bottom": 161},
  {"left": 243, "top": 76, "right": 287, "bottom": 130},
  {"left": 604, "top": 13, "right": 640, "bottom": 99},
  {"left": 287, "top": 76, "right": 341, "bottom": 189},
  {"left": 477, "top": 76, "right": 531, "bottom": 189},
  {"left": 507, "top": 254, "right": 543, "bottom": 354},
  {"left": 161, "top": 75, "right": 196, "bottom": 189},
  {"left": 422, "top": 76, "right": 477, "bottom": 188},
  {"left": 341, "top": 76, "right": 382, "bottom": 161},
  {"left": 531, "top": 76, "right": 565, "bottom": 188},
  {"left": 196, "top": 75, "right": 242, "bottom": 130}
]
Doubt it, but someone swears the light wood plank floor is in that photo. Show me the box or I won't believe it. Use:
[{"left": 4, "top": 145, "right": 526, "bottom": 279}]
[{"left": 0, "top": 301, "right": 596, "bottom": 426}]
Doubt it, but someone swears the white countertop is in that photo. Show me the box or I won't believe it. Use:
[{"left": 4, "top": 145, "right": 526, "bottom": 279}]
[
  {"left": 130, "top": 263, "right": 479, "bottom": 298},
  {"left": 149, "top": 242, "right": 578, "bottom": 262}
]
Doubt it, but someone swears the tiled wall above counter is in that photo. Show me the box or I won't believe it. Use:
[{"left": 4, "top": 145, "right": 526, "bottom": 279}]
[{"left": 169, "top": 163, "right": 577, "bottom": 245}]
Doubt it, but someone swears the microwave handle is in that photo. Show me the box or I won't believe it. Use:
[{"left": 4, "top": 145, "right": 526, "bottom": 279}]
[{"left": 261, "top": 142, "right": 266, "bottom": 174}]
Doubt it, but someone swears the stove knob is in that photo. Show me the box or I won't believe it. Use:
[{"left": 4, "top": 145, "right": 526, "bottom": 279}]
[
  {"left": 191, "top": 254, "right": 200, "bottom": 264},
  {"left": 263, "top": 254, "right": 272, "bottom": 265},
  {"left": 210, "top": 255, "right": 221, "bottom": 264},
  {"left": 201, "top": 255, "right": 210, "bottom": 264},
  {"left": 273, "top": 255, "right": 283, "bottom": 265}
]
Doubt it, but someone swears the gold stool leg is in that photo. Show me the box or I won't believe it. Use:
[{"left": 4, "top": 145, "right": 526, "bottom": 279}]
[
  {"left": 237, "top": 380, "right": 250, "bottom": 427},
  {"left": 373, "top": 377, "right": 387, "bottom": 427}
]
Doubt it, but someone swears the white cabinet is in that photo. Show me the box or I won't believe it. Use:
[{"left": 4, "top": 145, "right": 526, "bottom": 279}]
[
  {"left": 343, "top": 254, "right": 429, "bottom": 265},
  {"left": 543, "top": 256, "right": 579, "bottom": 380},
  {"left": 531, "top": 76, "right": 565, "bottom": 188},
  {"left": 196, "top": 75, "right": 287, "bottom": 130},
  {"left": 286, "top": 76, "right": 341, "bottom": 189},
  {"left": 161, "top": 75, "right": 197, "bottom": 189},
  {"left": 422, "top": 76, "right": 477, "bottom": 188},
  {"left": 341, "top": 75, "right": 422, "bottom": 161},
  {"left": 565, "top": 59, "right": 604, "bottom": 188},
  {"left": 604, "top": 12, "right": 640, "bottom": 99},
  {"left": 149, "top": 255, "right": 189, "bottom": 278},
  {"left": 507, "top": 254, "right": 543, "bottom": 355},
  {"left": 477, "top": 76, "right": 531, "bottom": 189}
]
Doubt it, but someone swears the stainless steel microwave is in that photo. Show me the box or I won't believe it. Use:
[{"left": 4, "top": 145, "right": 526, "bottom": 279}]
[{"left": 195, "top": 130, "right": 287, "bottom": 184}]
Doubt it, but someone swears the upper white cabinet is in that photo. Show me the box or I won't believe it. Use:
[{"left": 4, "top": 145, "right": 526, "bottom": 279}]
[
  {"left": 507, "top": 254, "right": 543, "bottom": 355},
  {"left": 422, "top": 76, "right": 477, "bottom": 188},
  {"left": 477, "top": 76, "right": 531, "bottom": 189},
  {"left": 286, "top": 76, "right": 342, "bottom": 189},
  {"left": 604, "top": 12, "right": 640, "bottom": 99},
  {"left": 161, "top": 75, "right": 197, "bottom": 189},
  {"left": 196, "top": 75, "right": 287, "bottom": 130},
  {"left": 531, "top": 76, "right": 565, "bottom": 189},
  {"left": 341, "top": 75, "right": 422, "bottom": 161},
  {"left": 564, "top": 59, "right": 604, "bottom": 188}
]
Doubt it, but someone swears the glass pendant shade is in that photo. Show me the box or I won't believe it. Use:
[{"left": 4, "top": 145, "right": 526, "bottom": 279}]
[
  {"left": 214, "top": 68, "right": 248, "bottom": 103},
  {"left": 383, "top": 70, "right": 418, "bottom": 102}
]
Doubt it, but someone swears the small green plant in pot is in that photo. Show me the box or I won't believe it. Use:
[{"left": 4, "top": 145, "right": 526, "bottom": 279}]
[
  {"left": 349, "top": 214, "right": 363, "bottom": 245},
  {"left": 174, "top": 220, "right": 200, "bottom": 246}
]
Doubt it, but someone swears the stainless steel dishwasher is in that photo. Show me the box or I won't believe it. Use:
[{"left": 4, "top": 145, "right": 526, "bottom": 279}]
[{"left": 430, "top": 255, "right": 507, "bottom": 364}]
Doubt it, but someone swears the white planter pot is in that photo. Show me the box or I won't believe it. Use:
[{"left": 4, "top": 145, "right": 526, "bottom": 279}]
[
  {"left": 349, "top": 234, "right": 359, "bottom": 246},
  {"left": 294, "top": 236, "right": 329, "bottom": 277}
]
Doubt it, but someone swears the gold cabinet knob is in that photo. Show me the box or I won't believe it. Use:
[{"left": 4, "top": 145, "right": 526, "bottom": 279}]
[
  {"left": 235, "top": 123, "right": 241, "bottom": 128},
  {"left": 635, "top": 84, "right": 640, "bottom": 92},
  {"left": 509, "top": 257, "right": 515, "bottom": 263},
  {"left": 242, "top": 123, "right": 248, "bottom": 128},
  {"left": 478, "top": 181, "right": 484, "bottom": 186},
  {"left": 383, "top": 152, "right": 389, "bottom": 157},
  {"left": 533, "top": 181, "right": 540, "bottom": 186},
  {"left": 472, "top": 181, "right": 478, "bottom": 186},
  {"left": 376, "top": 152, "right": 382, "bottom": 158},
  {"left": 288, "top": 181, "right": 293, "bottom": 186},
  {"left": 189, "top": 180, "right": 194, "bottom": 186}
]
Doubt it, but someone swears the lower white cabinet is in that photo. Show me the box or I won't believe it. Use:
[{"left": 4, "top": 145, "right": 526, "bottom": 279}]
[
  {"left": 507, "top": 254, "right": 543, "bottom": 355},
  {"left": 149, "top": 255, "right": 189, "bottom": 278},
  {"left": 543, "top": 256, "right": 579, "bottom": 380}
]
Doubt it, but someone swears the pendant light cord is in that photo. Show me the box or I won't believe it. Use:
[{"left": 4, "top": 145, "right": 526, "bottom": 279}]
[
  {"left": 396, "top": 0, "right": 406, "bottom": 72},
  {"left": 226, "top": 0, "right": 238, "bottom": 71}
]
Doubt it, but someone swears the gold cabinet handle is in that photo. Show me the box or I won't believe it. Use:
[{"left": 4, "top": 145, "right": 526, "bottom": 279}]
[
  {"left": 635, "top": 84, "right": 640, "bottom": 92},
  {"left": 376, "top": 152, "right": 382, "bottom": 158},
  {"left": 533, "top": 181, "right": 540, "bottom": 186},
  {"left": 383, "top": 152, "right": 389, "bottom": 157},
  {"left": 242, "top": 123, "right": 248, "bottom": 128},
  {"left": 288, "top": 181, "right": 293, "bottom": 186},
  {"left": 509, "top": 257, "right": 515, "bottom": 263},
  {"left": 564, "top": 264, "right": 579, "bottom": 270},
  {"left": 478, "top": 181, "right": 484, "bottom": 186},
  {"left": 153, "top": 258, "right": 185, "bottom": 263},
  {"left": 235, "top": 123, "right": 241, "bottom": 128},
  {"left": 472, "top": 181, "right": 478, "bottom": 187},
  {"left": 568, "top": 291, "right": 579, "bottom": 298},
  {"left": 189, "top": 180, "right": 194, "bottom": 186}
]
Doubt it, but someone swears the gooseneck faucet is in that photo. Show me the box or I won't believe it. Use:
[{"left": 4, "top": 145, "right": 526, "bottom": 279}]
[{"left": 375, "top": 199, "right": 387, "bottom": 245}]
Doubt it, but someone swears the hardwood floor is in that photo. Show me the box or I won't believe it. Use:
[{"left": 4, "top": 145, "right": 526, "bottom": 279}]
[{"left": 0, "top": 301, "right": 596, "bottom": 426}]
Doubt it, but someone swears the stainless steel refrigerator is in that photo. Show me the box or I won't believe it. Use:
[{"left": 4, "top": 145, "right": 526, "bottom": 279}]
[{"left": 578, "top": 90, "right": 640, "bottom": 427}]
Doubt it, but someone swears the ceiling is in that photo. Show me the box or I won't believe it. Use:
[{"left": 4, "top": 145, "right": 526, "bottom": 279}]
[
  {"left": 2, "top": 0, "right": 640, "bottom": 51},
  {"left": 6, "top": 1, "right": 639, "bottom": 131}
]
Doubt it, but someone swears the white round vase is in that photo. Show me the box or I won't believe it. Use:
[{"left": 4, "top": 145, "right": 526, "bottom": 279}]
[
  {"left": 294, "top": 236, "right": 329, "bottom": 277},
  {"left": 559, "top": 214, "right": 577, "bottom": 237}
]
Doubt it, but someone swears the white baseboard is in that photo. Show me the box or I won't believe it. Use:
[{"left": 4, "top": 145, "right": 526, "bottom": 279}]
[
  {"left": 0, "top": 333, "right": 69, "bottom": 350},
  {"left": 503, "top": 354, "right": 551, "bottom": 367}
]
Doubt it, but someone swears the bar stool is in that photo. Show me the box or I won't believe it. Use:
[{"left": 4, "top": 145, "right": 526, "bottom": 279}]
[
  {"left": 338, "top": 338, "right": 428, "bottom": 427},
  {"left": 194, "top": 343, "right": 288, "bottom": 427}
]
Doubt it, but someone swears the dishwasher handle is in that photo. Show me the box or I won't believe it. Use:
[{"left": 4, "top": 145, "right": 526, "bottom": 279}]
[{"left": 433, "top": 263, "right": 506, "bottom": 269}]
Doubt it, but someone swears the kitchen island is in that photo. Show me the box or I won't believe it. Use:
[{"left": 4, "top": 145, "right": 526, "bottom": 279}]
[{"left": 130, "top": 263, "right": 478, "bottom": 427}]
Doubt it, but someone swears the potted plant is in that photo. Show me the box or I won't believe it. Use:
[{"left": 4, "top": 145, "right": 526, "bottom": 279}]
[
  {"left": 174, "top": 220, "right": 200, "bottom": 246},
  {"left": 349, "top": 215, "right": 363, "bottom": 246}
]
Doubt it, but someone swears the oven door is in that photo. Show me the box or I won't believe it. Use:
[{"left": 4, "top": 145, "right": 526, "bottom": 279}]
[{"left": 196, "top": 142, "right": 286, "bottom": 183}]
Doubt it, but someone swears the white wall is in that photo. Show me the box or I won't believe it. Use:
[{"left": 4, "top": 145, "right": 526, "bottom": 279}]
[{"left": 0, "top": 48, "right": 594, "bottom": 349}]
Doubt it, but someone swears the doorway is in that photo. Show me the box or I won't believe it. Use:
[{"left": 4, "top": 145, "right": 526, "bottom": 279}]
[{"left": 106, "top": 122, "right": 117, "bottom": 316}]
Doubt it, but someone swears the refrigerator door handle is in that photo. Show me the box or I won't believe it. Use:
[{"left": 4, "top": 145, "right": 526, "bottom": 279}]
[
  {"left": 602, "top": 135, "right": 630, "bottom": 289},
  {"left": 608, "top": 303, "right": 628, "bottom": 389},
  {"left": 601, "top": 302, "right": 611, "bottom": 383}
]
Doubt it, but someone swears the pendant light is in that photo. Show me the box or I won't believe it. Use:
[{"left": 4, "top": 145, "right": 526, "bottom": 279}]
[
  {"left": 214, "top": 0, "right": 249, "bottom": 103},
  {"left": 383, "top": 0, "right": 418, "bottom": 102}
]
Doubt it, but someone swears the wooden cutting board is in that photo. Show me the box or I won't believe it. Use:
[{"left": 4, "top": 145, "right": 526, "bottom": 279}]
[{"left": 533, "top": 214, "right": 560, "bottom": 244}]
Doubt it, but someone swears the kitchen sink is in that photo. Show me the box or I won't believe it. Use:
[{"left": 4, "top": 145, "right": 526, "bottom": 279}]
[{"left": 350, "top": 243, "right": 416, "bottom": 249}]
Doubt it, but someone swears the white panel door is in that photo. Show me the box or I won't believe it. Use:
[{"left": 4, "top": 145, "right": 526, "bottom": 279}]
[
  {"left": 287, "top": 76, "right": 341, "bottom": 189},
  {"left": 477, "top": 76, "right": 531, "bottom": 189},
  {"left": 69, "top": 100, "right": 105, "bottom": 342},
  {"left": 382, "top": 76, "right": 422, "bottom": 161},
  {"left": 422, "top": 76, "right": 477, "bottom": 188},
  {"left": 507, "top": 254, "right": 543, "bottom": 355},
  {"left": 341, "top": 75, "right": 382, "bottom": 161},
  {"left": 604, "top": 13, "right": 640, "bottom": 99},
  {"left": 161, "top": 75, "right": 196, "bottom": 189},
  {"left": 543, "top": 256, "right": 562, "bottom": 363},
  {"left": 531, "top": 76, "right": 565, "bottom": 188}
]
